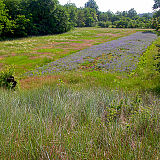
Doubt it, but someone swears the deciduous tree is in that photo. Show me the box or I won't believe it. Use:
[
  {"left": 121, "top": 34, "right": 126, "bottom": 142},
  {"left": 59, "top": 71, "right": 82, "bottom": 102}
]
[
  {"left": 85, "top": 0, "right": 98, "bottom": 12},
  {"left": 152, "top": 0, "right": 160, "bottom": 30},
  {"left": 153, "top": 0, "right": 160, "bottom": 9},
  {"left": 0, "top": 0, "right": 13, "bottom": 37}
]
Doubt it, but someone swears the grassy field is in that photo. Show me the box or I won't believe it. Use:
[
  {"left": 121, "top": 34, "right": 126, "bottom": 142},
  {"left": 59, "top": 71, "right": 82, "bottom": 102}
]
[
  {"left": 0, "top": 28, "right": 139, "bottom": 75},
  {"left": 0, "top": 28, "right": 160, "bottom": 159}
]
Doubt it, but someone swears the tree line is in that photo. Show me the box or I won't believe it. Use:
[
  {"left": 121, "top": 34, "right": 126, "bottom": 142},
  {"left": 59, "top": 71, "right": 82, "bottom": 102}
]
[
  {"left": 0, "top": 0, "right": 73, "bottom": 38},
  {"left": 0, "top": 0, "right": 159, "bottom": 39}
]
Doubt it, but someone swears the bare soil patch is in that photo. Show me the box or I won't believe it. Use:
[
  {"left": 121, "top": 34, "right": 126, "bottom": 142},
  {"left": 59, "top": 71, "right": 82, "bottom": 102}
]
[
  {"left": 20, "top": 75, "right": 61, "bottom": 89},
  {"left": 35, "top": 40, "right": 96, "bottom": 50},
  {"left": 56, "top": 40, "right": 95, "bottom": 50},
  {"left": 32, "top": 40, "right": 97, "bottom": 57},
  {"left": 33, "top": 52, "right": 53, "bottom": 55},
  {"left": 96, "top": 33, "right": 120, "bottom": 37},
  {"left": 29, "top": 55, "right": 53, "bottom": 59}
]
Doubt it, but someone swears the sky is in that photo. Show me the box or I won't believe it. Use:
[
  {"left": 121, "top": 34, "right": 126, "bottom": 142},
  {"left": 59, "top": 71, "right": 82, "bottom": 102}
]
[{"left": 58, "top": 0, "right": 155, "bottom": 14}]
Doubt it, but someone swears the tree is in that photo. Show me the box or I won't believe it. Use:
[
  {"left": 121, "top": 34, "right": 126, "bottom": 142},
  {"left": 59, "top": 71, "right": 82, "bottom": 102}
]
[
  {"left": 0, "top": 0, "right": 6, "bottom": 35},
  {"left": 50, "top": 5, "right": 72, "bottom": 34},
  {"left": 0, "top": 0, "right": 13, "bottom": 37},
  {"left": 153, "top": 0, "right": 160, "bottom": 9},
  {"left": 114, "top": 17, "right": 129, "bottom": 28},
  {"left": 64, "top": 3, "right": 77, "bottom": 27},
  {"left": 0, "top": 0, "right": 152, "bottom": 38},
  {"left": 19, "top": 0, "right": 72, "bottom": 35},
  {"left": 3, "top": 0, "right": 31, "bottom": 37},
  {"left": 152, "top": 10, "right": 160, "bottom": 30},
  {"left": 13, "top": 15, "right": 30, "bottom": 37},
  {"left": 3, "top": 0, "right": 21, "bottom": 19},
  {"left": 20, "top": 0, "right": 58, "bottom": 23},
  {"left": 76, "top": 8, "right": 86, "bottom": 27},
  {"left": 85, "top": 0, "right": 98, "bottom": 12},
  {"left": 98, "top": 12, "right": 108, "bottom": 22},
  {"left": 127, "top": 8, "right": 137, "bottom": 19},
  {"left": 152, "top": 0, "right": 160, "bottom": 30}
]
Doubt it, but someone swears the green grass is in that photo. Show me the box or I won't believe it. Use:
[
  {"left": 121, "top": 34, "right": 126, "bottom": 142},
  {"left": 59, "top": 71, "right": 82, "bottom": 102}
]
[{"left": 0, "top": 56, "right": 53, "bottom": 74}]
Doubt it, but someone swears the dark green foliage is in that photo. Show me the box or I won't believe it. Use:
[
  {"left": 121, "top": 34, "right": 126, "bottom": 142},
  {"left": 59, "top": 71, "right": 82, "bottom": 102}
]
[
  {"left": 155, "top": 44, "right": 160, "bottom": 72},
  {"left": 98, "top": 12, "right": 109, "bottom": 22},
  {"left": 50, "top": 5, "right": 72, "bottom": 33},
  {"left": 152, "top": 0, "right": 160, "bottom": 30},
  {"left": 153, "top": 0, "right": 160, "bottom": 9},
  {"left": 13, "top": 15, "right": 30, "bottom": 37},
  {"left": 76, "top": 7, "right": 97, "bottom": 27},
  {"left": 76, "top": 8, "right": 86, "bottom": 27},
  {"left": 19, "top": 0, "right": 71, "bottom": 35},
  {"left": 0, "top": 0, "right": 14, "bottom": 38},
  {"left": 1, "top": 0, "right": 73, "bottom": 38},
  {"left": 127, "top": 8, "right": 137, "bottom": 19},
  {"left": 64, "top": 3, "right": 78, "bottom": 27},
  {"left": 84, "top": 8, "right": 97, "bottom": 27},
  {"left": 3, "top": 0, "right": 31, "bottom": 37},
  {"left": 98, "top": 21, "right": 111, "bottom": 28},
  {"left": 114, "top": 18, "right": 129, "bottom": 28},
  {"left": 85, "top": 0, "right": 98, "bottom": 12},
  {"left": 152, "top": 17, "right": 160, "bottom": 31},
  {"left": 152, "top": 10, "right": 160, "bottom": 30},
  {"left": 3, "top": 0, "right": 21, "bottom": 19},
  {"left": 20, "top": 0, "right": 58, "bottom": 24}
]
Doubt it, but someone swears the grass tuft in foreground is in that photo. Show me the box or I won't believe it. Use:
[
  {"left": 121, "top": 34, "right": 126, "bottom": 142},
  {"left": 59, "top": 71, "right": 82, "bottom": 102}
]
[{"left": 0, "top": 87, "right": 159, "bottom": 159}]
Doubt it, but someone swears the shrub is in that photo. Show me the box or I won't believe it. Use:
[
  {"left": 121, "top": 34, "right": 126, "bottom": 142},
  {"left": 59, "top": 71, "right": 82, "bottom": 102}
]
[
  {"left": 98, "top": 21, "right": 112, "bottom": 28},
  {"left": 0, "top": 65, "right": 16, "bottom": 89}
]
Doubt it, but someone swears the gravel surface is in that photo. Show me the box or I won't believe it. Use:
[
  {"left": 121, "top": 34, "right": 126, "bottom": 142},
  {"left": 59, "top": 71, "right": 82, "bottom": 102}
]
[{"left": 27, "top": 31, "right": 157, "bottom": 76}]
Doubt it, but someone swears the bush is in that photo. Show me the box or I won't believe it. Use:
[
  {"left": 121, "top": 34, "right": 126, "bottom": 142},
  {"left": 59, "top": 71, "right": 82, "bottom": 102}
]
[
  {"left": 98, "top": 21, "right": 112, "bottom": 28},
  {"left": 0, "top": 65, "right": 16, "bottom": 89}
]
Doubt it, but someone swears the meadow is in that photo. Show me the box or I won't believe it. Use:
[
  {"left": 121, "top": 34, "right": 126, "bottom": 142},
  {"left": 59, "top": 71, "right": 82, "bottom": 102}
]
[
  {"left": 0, "top": 28, "right": 138, "bottom": 75},
  {"left": 0, "top": 28, "right": 160, "bottom": 159}
]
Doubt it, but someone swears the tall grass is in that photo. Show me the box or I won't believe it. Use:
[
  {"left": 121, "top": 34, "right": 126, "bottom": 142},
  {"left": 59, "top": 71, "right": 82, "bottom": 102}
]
[{"left": 0, "top": 87, "right": 159, "bottom": 159}]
